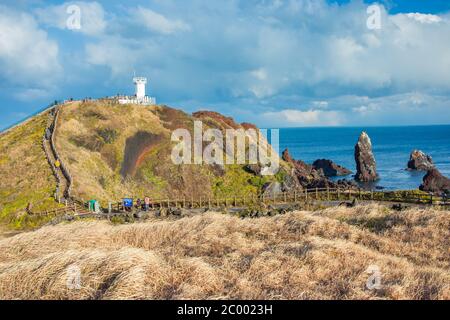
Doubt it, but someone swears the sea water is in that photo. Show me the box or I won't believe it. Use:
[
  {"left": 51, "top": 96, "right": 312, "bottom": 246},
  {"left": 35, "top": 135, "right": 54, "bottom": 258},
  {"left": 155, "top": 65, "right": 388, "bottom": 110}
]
[{"left": 277, "top": 125, "right": 450, "bottom": 190}]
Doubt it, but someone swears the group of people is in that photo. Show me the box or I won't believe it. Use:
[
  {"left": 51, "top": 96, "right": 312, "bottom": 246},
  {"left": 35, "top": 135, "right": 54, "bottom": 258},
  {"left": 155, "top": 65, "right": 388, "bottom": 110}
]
[{"left": 123, "top": 197, "right": 152, "bottom": 212}]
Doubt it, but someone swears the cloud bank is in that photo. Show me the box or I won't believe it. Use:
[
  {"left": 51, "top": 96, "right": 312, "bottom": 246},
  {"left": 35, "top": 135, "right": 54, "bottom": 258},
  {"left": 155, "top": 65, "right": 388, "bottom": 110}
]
[{"left": 0, "top": 0, "right": 450, "bottom": 128}]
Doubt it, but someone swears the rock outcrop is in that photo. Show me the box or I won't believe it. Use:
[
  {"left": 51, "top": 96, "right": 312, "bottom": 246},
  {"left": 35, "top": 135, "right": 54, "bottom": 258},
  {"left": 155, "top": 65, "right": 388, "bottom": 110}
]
[
  {"left": 407, "top": 150, "right": 434, "bottom": 171},
  {"left": 312, "top": 159, "right": 352, "bottom": 177},
  {"left": 262, "top": 182, "right": 282, "bottom": 197},
  {"left": 354, "top": 132, "right": 378, "bottom": 182},
  {"left": 281, "top": 149, "right": 335, "bottom": 189},
  {"left": 419, "top": 169, "right": 450, "bottom": 194}
]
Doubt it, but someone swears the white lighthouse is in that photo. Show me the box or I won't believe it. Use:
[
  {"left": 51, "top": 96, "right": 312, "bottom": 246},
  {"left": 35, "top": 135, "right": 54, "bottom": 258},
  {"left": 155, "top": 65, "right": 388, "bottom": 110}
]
[
  {"left": 134, "top": 77, "right": 147, "bottom": 100},
  {"left": 117, "top": 75, "right": 156, "bottom": 105}
]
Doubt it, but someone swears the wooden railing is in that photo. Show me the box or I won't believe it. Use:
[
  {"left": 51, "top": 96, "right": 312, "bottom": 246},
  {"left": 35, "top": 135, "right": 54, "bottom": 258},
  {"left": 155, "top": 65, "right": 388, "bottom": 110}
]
[
  {"left": 29, "top": 202, "right": 89, "bottom": 217},
  {"left": 108, "top": 187, "right": 450, "bottom": 211},
  {"left": 50, "top": 106, "right": 73, "bottom": 199},
  {"left": 29, "top": 187, "right": 449, "bottom": 218}
]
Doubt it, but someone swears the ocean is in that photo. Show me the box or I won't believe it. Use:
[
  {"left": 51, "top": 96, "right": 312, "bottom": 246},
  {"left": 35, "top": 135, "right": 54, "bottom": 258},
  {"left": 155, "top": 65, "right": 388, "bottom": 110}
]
[{"left": 277, "top": 125, "right": 450, "bottom": 191}]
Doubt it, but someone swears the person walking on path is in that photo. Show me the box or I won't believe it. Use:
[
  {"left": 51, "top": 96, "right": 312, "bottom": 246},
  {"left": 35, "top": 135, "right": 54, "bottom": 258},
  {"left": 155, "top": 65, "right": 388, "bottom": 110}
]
[{"left": 144, "top": 197, "right": 151, "bottom": 211}]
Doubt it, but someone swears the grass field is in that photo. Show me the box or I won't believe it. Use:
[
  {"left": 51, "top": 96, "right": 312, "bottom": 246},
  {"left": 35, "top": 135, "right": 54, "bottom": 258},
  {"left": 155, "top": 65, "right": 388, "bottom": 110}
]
[{"left": 0, "top": 204, "right": 448, "bottom": 300}]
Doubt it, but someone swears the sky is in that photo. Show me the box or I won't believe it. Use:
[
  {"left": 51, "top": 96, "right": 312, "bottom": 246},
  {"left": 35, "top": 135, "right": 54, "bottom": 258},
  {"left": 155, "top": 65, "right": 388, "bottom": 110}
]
[{"left": 1, "top": 0, "right": 450, "bottom": 129}]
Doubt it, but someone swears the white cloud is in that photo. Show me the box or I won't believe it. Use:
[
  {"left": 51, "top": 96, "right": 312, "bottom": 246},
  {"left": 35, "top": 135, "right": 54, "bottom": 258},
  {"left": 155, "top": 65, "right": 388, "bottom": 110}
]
[
  {"left": 312, "top": 101, "right": 329, "bottom": 109},
  {"left": 0, "top": 6, "right": 61, "bottom": 96},
  {"left": 352, "top": 103, "right": 380, "bottom": 115},
  {"left": 261, "top": 109, "right": 344, "bottom": 127},
  {"left": 406, "top": 13, "right": 442, "bottom": 24},
  {"left": 2, "top": 0, "right": 450, "bottom": 127},
  {"left": 85, "top": 37, "right": 142, "bottom": 76},
  {"left": 131, "top": 7, "right": 190, "bottom": 35},
  {"left": 35, "top": 1, "right": 106, "bottom": 36}
]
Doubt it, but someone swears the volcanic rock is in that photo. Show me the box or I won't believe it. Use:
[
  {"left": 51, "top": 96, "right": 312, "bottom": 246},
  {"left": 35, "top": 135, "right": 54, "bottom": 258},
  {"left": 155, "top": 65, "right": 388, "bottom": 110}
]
[
  {"left": 312, "top": 159, "right": 352, "bottom": 177},
  {"left": 354, "top": 132, "right": 378, "bottom": 182},
  {"left": 407, "top": 150, "right": 434, "bottom": 171},
  {"left": 281, "top": 169, "right": 302, "bottom": 192},
  {"left": 245, "top": 164, "right": 262, "bottom": 175},
  {"left": 281, "top": 149, "right": 338, "bottom": 189},
  {"left": 419, "top": 168, "right": 450, "bottom": 194},
  {"left": 262, "top": 182, "right": 282, "bottom": 197}
]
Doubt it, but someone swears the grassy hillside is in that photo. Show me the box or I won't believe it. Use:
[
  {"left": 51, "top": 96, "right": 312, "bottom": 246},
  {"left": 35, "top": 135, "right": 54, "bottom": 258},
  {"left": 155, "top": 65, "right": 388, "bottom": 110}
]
[
  {"left": 0, "top": 204, "right": 448, "bottom": 300},
  {"left": 55, "top": 101, "right": 281, "bottom": 205},
  {"left": 0, "top": 100, "right": 284, "bottom": 230},
  {"left": 0, "top": 112, "right": 60, "bottom": 229}
]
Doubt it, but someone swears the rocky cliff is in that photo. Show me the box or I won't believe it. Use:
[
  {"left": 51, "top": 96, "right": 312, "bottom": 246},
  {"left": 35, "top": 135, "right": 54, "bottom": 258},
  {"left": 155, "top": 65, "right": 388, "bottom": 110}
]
[{"left": 354, "top": 132, "right": 378, "bottom": 182}]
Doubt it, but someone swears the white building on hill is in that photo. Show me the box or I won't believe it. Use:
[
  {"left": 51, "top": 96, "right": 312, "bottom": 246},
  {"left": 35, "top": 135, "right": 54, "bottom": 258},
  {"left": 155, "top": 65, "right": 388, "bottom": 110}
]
[{"left": 117, "top": 76, "right": 156, "bottom": 105}]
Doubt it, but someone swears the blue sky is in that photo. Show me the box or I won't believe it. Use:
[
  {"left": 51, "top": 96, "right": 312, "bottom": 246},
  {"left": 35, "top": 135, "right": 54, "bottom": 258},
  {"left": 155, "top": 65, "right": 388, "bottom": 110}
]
[{"left": 1, "top": 0, "right": 450, "bottom": 129}]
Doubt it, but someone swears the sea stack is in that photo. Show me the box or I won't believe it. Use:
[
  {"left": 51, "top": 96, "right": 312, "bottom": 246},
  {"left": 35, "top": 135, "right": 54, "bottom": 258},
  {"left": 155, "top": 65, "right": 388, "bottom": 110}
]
[
  {"left": 407, "top": 150, "right": 434, "bottom": 171},
  {"left": 312, "top": 159, "right": 352, "bottom": 177},
  {"left": 354, "top": 131, "right": 378, "bottom": 182},
  {"left": 419, "top": 168, "right": 450, "bottom": 194}
]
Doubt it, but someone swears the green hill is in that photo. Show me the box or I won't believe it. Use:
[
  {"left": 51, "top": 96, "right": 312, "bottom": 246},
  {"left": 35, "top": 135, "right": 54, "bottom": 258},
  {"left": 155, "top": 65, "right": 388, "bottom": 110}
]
[
  {"left": 0, "top": 100, "right": 286, "bottom": 229},
  {"left": 0, "top": 112, "right": 61, "bottom": 229}
]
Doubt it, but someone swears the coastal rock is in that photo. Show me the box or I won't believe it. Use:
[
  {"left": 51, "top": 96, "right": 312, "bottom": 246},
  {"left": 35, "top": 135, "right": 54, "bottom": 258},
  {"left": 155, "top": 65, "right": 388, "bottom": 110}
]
[
  {"left": 312, "top": 159, "right": 352, "bottom": 177},
  {"left": 407, "top": 150, "right": 434, "bottom": 171},
  {"left": 262, "top": 182, "right": 282, "bottom": 197},
  {"left": 281, "top": 148, "right": 338, "bottom": 189},
  {"left": 419, "top": 169, "right": 450, "bottom": 194},
  {"left": 281, "top": 169, "right": 302, "bottom": 192},
  {"left": 245, "top": 164, "right": 262, "bottom": 175},
  {"left": 282, "top": 149, "right": 319, "bottom": 178},
  {"left": 336, "top": 179, "right": 358, "bottom": 189},
  {"left": 354, "top": 132, "right": 378, "bottom": 182}
]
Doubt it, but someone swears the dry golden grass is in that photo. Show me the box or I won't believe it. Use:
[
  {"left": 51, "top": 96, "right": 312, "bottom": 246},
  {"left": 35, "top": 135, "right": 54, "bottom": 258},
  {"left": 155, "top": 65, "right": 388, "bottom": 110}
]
[
  {"left": 55, "top": 101, "right": 169, "bottom": 203},
  {"left": 0, "top": 204, "right": 448, "bottom": 300},
  {"left": 0, "top": 112, "right": 59, "bottom": 228}
]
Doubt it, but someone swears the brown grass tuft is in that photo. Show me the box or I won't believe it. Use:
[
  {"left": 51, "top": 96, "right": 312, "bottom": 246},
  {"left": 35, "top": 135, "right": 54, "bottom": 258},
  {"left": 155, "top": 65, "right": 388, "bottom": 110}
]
[{"left": 0, "top": 204, "right": 448, "bottom": 300}]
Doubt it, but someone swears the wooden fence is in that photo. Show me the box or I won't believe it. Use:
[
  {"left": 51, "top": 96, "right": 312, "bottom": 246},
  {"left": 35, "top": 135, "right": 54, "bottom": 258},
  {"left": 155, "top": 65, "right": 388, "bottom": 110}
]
[
  {"left": 29, "top": 202, "right": 89, "bottom": 217},
  {"left": 110, "top": 187, "right": 450, "bottom": 211},
  {"left": 29, "top": 187, "right": 450, "bottom": 217},
  {"left": 50, "top": 106, "right": 73, "bottom": 199}
]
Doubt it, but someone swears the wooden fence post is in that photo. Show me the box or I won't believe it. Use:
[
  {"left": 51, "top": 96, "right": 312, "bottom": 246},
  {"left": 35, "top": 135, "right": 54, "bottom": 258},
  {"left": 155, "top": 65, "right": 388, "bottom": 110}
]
[
  {"left": 315, "top": 187, "right": 319, "bottom": 200},
  {"left": 327, "top": 187, "right": 330, "bottom": 201},
  {"left": 294, "top": 190, "right": 297, "bottom": 203}
]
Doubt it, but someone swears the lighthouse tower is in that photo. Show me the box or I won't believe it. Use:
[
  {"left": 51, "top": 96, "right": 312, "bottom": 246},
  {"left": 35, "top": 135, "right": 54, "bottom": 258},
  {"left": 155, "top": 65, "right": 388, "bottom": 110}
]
[
  {"left": 116, "top": 75, "right": 156, "bottom": 105},
  {"left": 133, "top": 77, "right": 147, "bottom": 100}
]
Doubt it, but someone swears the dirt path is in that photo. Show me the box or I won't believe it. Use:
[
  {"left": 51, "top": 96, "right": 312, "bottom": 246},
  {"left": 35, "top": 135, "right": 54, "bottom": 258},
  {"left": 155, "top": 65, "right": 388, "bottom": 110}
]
[
  {"left": 43, "top": 131, "right": 68, "bottom": 201},
  {"left": 43, "top": 107, "right": 70, "bottom": 202}
]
